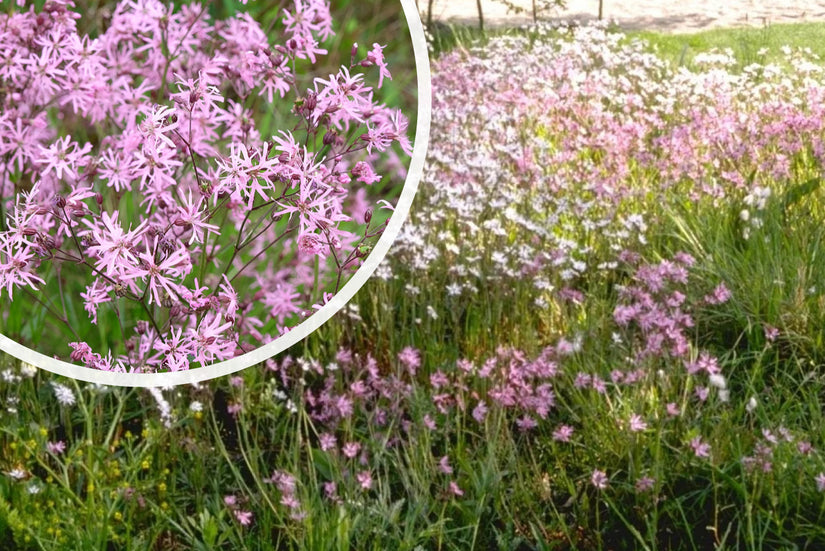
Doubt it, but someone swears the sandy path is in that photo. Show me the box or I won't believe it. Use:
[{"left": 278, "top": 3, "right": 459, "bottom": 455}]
[{"left": 419, "top": 0, "right": 825, "bottom": 34}]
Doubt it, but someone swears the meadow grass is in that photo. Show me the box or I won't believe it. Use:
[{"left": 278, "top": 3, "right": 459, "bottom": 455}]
[
  {"left": 627, "top": 22, "right": 825, "bottom": 69},
  {"left": 4, "top": 17, "right": 825, "bottom": 551}
]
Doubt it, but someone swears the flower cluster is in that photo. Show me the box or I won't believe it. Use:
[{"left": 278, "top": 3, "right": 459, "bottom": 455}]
[
  {"left": 0, "top": 0, "right": 412, "bottom": 371},
  {"left": 388, "top": 23, "right": 825, "bottom": 303}
]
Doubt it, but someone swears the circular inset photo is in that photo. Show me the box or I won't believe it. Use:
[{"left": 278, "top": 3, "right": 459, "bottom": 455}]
[{"left": 0, "top": 0, "right": 430, "bottom": 385}]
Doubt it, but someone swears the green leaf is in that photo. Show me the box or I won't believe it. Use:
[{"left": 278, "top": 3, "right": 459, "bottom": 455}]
[
  {"left": 783, "top": 177, "right": 821, "bottom": 209},
  {"left": 311, "top": 448, "right": 333, "bottom": 480}
]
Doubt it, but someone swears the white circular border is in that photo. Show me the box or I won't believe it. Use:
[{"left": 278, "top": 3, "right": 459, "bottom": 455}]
[{"left": 0, "top": 0, "right": 431, "bottom": 387}]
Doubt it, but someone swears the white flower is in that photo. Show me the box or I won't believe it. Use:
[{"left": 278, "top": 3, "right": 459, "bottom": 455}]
[
  {"left": 2, "top": 370, "right": 20, "bottom": 383},
  {"left": 148, "top": 387, "right": 173, "bottom": 428},
  {"left": 19, "top": 362, "right": 37, "bottom": 378},
  {"left": 709, "top": 374, "right": 726, "bottom": 390},
  {"left": 189, "top": 401, "right": 203, "bottom": 413},
  {"left": 6, "top": 469, "right": 27, "bottom": 480},
  {"left": 51, "top": 382, "right": 76, "bottom": 407},
  {"left": 746, "top": 396, "right": 758, "bottom": 413}
]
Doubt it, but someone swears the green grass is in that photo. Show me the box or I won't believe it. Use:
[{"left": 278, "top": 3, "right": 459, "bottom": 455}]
[{"left": 627, "top": 22, "right": 825, "bottom": 69}]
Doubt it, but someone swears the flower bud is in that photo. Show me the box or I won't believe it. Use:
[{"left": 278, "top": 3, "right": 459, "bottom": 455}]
[
  {"left": 364, "top": 209, "right": 372, "bottom": 225},
  {"left": 159, "top": 238, "right": 175, "bottom": 255},
  {"left": 37, "top": 233, "right": 56, "bottom": 251},
  {"left": 53, "top": 195, "right": 66, "bottom": 209},
  {"left": 305, "top": 93, "right": 317, "bottom": 113},
  {"left": 323, "top": 130, "right": 337, "bottom": 146}
]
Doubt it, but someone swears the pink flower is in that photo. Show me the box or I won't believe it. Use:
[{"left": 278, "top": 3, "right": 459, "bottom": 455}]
[
  {"left": 342, "top": 442, "right": 361, "bottom": 459},
  {"left": 352, "top": 161, "right": 382, "bottom": 185},
  {"left": 47, "top": 441, "right": 66, "bottom": 455},
  {"left": 319, "top": 433, "right": 336, "bottom": 452},
  {"left": 397, "top": 346, "right": 421, "bottom": 376},
  {"left": 174, "top": 190, "right": 219, "bottom": 245},
  {"left": 423, "top": 414, "right": 437, "bottom": 430},
  {"left": 83, "top": 211, "right": 147, "bottom": 278},
  {"left": 0, "top": 244, "right": 45, "bottom": 299},
  {"left": 591, "top": 469, "right": 608, "bottom": 490},
  {"left": 138, "top": 105, "right": 179, "bottom": 150},
  {"left": 635, "top": 476, "right": 655, "bottom": 493},
  {"left": 628, "top": 414, "right": 647, "bottom": 432},
  {"left": 80, "top": 280, "right": 111, "bottom": 324},
  {"left": 552, "top": 424, "right": 574, "bottom": 442},
  {"left": 516, "top": 415, "right": 537, "bottom": 431},
  {"left": 690, "top": 436, "right": 711, "bottom": 458},
  {"left": 233, "top": 510, "right": 253, "bottom": 526},
  {"left": 471, "top": 401, "right": 488, "bottom": 423},
  {"left": 122, "top": 238, "right": 191, "bottom": 306},
  {"left": 705, "top": 283, "right": 732, "bottom": 305},
  {"left": 356, "top": 470, "right": 372, "bottom": 491},
  {"left": 36, "top": 135, "right": 91, "bottom": 181}
]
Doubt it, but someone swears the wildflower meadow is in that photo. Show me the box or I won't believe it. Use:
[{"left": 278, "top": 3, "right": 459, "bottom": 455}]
[{"left": 4, "top": 2, "right": 825, "bottom": 550}]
